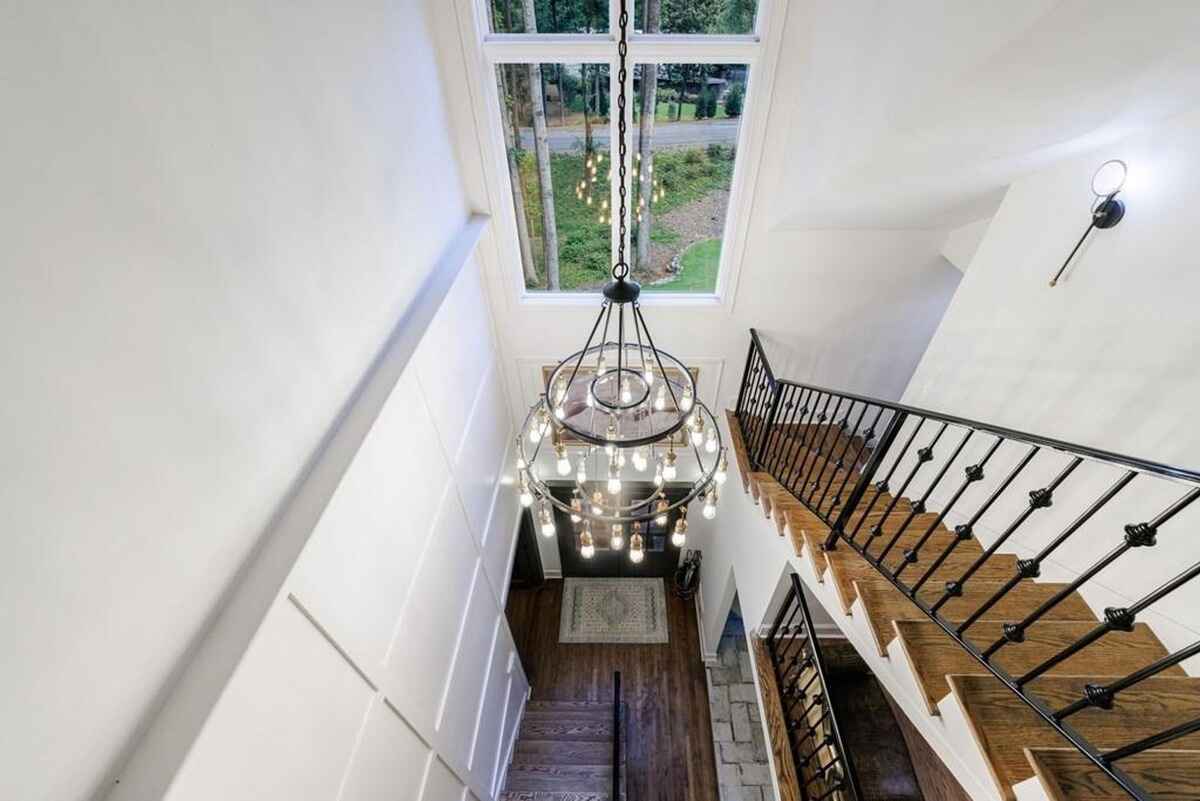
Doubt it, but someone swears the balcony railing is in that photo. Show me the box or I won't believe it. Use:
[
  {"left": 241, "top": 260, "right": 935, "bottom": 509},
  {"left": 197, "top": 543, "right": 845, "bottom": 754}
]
[
  {"left": 767, "top": 573, "right": 862, "bottom": 801},
  {"left": 735, "top": 328, "right": 1200, "bottom": 801}
]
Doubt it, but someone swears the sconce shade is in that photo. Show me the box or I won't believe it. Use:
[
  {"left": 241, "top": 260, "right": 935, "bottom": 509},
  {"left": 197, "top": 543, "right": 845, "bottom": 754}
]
[{"left": 1091, "top": 159, "right": 1127, "bottom": 197}]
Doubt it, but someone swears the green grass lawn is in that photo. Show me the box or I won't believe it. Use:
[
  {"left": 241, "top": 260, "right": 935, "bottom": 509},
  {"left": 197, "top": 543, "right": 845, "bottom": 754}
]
[
  {"left": 633, "top": 100, "right": 730, "bottom": 123},
  {"left": 517, "top": 147, "right": 734, "bottom": 290},
  {"left": 644, "top": 238, "right": 721, "bottom": 293}
]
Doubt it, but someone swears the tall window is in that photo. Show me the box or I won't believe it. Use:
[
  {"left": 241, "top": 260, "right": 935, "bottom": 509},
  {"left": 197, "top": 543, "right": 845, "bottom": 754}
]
[{"left": 482, "top": 0, "right": 763, "bottom": 296}]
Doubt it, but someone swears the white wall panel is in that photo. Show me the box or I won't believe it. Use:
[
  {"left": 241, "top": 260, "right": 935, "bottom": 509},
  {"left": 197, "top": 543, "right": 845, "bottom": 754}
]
[
  {"left": 453, "top": 364, "right": 513, "bottom": 542},
  {"left": 421, "top": 758, "right": 466, "bottom": 801},
  {"left": 480, "top": 461, "right": 520, "bottom": 604},
  {"left": 290, "top": 371, "right": 451, "bottom": 668},
  {"left": 497, "top": 653, "right": 527, "bottom": 795},
  {"left": 438, "top": 571, "right": 501, "bottom": 767},
  {"left": 164, "top": 601, "right": 372, "bottom": 801},
  {"left": 470, "top": 620, "right": 513, "bottom": 788},
  {"left": 413, "top": 259, "right": 498, "bottom": 467},
  {"left": 340, "top": 699, "right": 432, "bottom": 801},
  {"left": 387, "top": 487, "right": 481, "bottom": 735}
]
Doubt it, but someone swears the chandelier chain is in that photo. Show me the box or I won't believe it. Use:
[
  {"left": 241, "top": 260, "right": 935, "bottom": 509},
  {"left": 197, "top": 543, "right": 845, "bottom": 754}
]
[{"left": 613, "top": 0, "right": 630, "bottom": 281}]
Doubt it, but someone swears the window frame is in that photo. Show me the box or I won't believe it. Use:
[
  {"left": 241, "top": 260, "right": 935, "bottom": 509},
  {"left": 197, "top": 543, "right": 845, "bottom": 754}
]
[{"left": 460, "top": 0, "right": 784, "bottom": 308}]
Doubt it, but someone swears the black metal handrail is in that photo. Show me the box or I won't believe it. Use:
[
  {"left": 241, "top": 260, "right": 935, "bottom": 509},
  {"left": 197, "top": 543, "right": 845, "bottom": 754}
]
[
  {"left": 767, "top": 573, "right": 862, "bottom": 801},
  {"left": 612, "top": 671, "right": 621, "bottom": 801},
  {"left": 736, "top": 329, "right": 1200, "bottom": 801}
]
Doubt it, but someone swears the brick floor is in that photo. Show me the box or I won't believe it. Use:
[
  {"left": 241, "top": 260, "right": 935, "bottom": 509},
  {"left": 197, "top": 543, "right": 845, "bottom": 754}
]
[{"left": 708, "top": 600, "right": 771, "bottom": 801}]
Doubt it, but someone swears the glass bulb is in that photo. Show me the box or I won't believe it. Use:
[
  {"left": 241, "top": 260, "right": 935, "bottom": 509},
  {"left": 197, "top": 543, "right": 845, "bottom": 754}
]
[
  {"left": 528, "top": 425, "right": 542, "bottom": 444},
  {"left": 663, "top": 451, "right": 677, "bottom": 481},
  {"left": 690, "top": 426, "right": 704, "bottom": 447},
  {"left": 586, "top": 389, "right": 595, "bottom": 407},
  {"left": 703, "top": 489, "right": 718, "bottom": 520},
  {"left": 671, "top": 529, "right": 686, "bottom": 548},
  {"left": 570, "top": 495, "right": 583, "bottom": 524},
  {"left": 576, "top": 456, "right": 588, "bottom": 484},
  {"left": 654, "top": 386, "right": 666, "bottom": 411},
  {"left": 1092, "top": 159, "right": 1127, "bottom": 197},
  {"left": 629, "top": 533, "right": 645, "bottom": 564},
  {"left": 518, "top": 476, "right": 533, "bottom": 507},
  {"left": 632, "top": 446, "right": 648, "bottom": 472},
  {"left": 580, "top": 528, "right": 595, "bottom": 559},
  {"left": 620, "top": 378, "right": 632, "bottom": 404},
  {"left": 607, "top": 460, "right": 622, "bottom": 495},
  {"left": 715, "top": 452, "right": 729, "bottom": 485},
  {"left": 617, "top": 449, "right": 626, "bottom": 468},
  {"left": 610, "top": 524, "right": 625, "bottom": 551},
  {"left": 680, "top": 388, "right": 694, "bottom": 412},
  {"left": 655, "top": 497, "right": 668, "bottom": 527},
  {"left": 653, "top": 461, "right": 664, "bottom": 487},
  {"left": 644, "top": 368, "right": 654, "bottom": 385},
  {"left": 597, "top": 354, "right": 607, "bottom": 375},
  {"left": 705, "top": 427, "right": 718, "bottom": 453},
  {"left": 555, "top": 444, "right": 571, "bottom": 476},
  {"left": 591, "top": 490, "right": 604, "bottom": 516},
  {"left": 554, "top": 404, "right": 566, "bottom": 420}
]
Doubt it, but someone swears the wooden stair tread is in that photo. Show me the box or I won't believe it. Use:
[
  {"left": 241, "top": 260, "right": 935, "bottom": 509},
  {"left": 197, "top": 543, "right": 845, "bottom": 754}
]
[
  {"left": 514, "top": 740, "right": 621, "bottom": 765},
  {"left": 519, "top": 719, "right": 615, "bottom": 741},
  {"left": 1025, "top": 747, "right": 1200, "bottom": 801},
  {"left": 895, "top": 620, "right": 1181, "bottom": 714},
  {"left": 751, "top": 636, "right": 803, "bottom": 801},
  {"left": 950, "top": 674, "right": 1200, "bottom": 800},
  {"left": 852, "top": 578, "right": 1096, "bottom": 656},
  {"left": 506, "top": 764, "right": 614, "bottom": 792}
]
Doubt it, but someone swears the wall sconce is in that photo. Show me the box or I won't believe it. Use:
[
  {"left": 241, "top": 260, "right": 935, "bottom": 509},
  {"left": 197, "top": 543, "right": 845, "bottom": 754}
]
[{"left": 1049, "top": 159, "right": 1127, "bottom": 287}]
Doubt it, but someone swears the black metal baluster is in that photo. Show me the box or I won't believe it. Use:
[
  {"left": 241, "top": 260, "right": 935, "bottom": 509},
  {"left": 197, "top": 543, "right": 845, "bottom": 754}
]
[
  {"left": 1016, "top": 557, "right": 1200, "bottom": 687},
  {"left": 798, "top": 397, "right": 847, "bottom": 513},
  {"left": 973, "top": 471, "right": 1136, "bottom": 650},
  {"left": 814, "top": 402, "right": 868, "bottom": 515},
  {"left": 1055, "top": 640, "right": 1200, "bottom": 720},
  {"left": 877, "top": 427, "right": 974, "bottom": 566},
  {"left": 780, "top": 388, "right": 819, "bottom": 491},
  {"left": 892, "top": 436, "right": 1001, "bottom": 580},
  {"left": 991, "top": 487, "right": 1200, "bottom": 650},
  {"left": 863, "top": 422, "right": 948, "bottom": 563},
  {"left": 848, "top": 414, "right": 925, "bottom": 544},
  {"left": 791, "top": 393, "right": 834, "bottom": 496},
  {"left": 763, "top": 385, "right": 800, "bottom": 475},
  {"left": 923, "top": 445, "right": 1040, "bottom": 604},
  {"left": 829, "top": 405, "right": 885, "bottom": 514}
]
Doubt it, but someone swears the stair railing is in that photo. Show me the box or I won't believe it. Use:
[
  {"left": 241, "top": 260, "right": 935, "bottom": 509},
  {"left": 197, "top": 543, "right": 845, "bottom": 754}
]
[
  {"left": 612, "top": 670, "right": 621, "bottom": 801},
  {"left": 767, "top": 573, "right": 862, "bottom": 801},
  {"left": 735, "top": 329, "right": 1200, "bottom": 801}
]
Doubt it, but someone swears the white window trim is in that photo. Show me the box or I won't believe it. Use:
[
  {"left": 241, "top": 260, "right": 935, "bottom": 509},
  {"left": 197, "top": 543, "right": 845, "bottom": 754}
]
[{"left": 450, "top": 0, "right": 788, "bottom": 312}]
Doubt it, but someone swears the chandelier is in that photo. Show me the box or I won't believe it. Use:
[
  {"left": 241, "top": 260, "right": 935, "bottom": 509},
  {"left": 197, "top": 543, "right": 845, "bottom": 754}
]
[{"left": 515, "top": 0, "right": 725, "bottom": 564}]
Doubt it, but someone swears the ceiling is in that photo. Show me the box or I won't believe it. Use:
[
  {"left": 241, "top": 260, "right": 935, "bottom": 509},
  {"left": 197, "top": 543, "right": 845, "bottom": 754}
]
[{"left": 764, "top": 0, "right": 1200, "bottom": 230}]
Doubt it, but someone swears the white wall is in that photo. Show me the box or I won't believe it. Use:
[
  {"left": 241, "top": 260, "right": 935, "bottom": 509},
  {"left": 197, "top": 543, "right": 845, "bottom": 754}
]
[
  {"left": 0, "top": 2, "right": 510, "bottom": 800},
  {"left": 156, "top": 258, "right": 528, "bottom": 801},
  {"left": 899, "top": 106, "right": 1200, "bottom": 663}
]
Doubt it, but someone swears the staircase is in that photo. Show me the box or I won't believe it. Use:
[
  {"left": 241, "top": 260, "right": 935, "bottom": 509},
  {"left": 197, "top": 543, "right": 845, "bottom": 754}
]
[
  {"left": 502, "top": 699, "right": 625, "bottom": 801},
  {"left": 730, "top": 330, "right": 1200, "bottom": 801}
]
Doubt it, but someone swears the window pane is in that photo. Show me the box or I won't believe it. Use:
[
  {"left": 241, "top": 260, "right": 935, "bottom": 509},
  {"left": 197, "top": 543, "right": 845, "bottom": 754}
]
[
  {"left": 634, "top": 0, "right": 757, "bottom": 35},
  {"left": 497, "top": 63, "right": 613, "bottom": 291},
  {"left": 489, "top": 0, "right": 608, "bottom": 33},
  {"left": 631, "top": 63, "right": 746, "bottom": 294}
]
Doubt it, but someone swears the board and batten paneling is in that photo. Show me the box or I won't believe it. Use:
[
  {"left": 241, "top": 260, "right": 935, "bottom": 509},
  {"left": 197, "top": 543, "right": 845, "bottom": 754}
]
[{"left": 161, "top": 256, "right": 528, "bottom": 801}]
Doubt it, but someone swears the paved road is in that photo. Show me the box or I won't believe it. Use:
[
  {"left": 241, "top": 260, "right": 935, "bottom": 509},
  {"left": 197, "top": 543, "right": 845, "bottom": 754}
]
[{"left": 518, "top": 119, "right": 740, "bottom": 152}]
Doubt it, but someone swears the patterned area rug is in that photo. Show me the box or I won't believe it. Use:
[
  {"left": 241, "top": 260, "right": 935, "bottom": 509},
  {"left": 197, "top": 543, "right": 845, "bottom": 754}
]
[{"left": 559, "top": 578, "right": 670, "bottom": 644}]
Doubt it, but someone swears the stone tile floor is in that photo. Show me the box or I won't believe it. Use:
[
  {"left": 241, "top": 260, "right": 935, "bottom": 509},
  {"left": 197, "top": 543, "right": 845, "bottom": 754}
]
[{"left": 708, "top": 601, "right": 772, "bottom": 801}]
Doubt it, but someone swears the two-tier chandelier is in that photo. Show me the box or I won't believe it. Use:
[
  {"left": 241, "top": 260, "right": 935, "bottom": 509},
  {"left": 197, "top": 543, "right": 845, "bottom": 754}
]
[{"left": 515, "top": 0, "right": 725, "bottom": 564}]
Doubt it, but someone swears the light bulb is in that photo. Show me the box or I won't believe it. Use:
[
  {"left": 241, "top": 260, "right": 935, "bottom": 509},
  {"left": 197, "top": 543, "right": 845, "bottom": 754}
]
[
  {"left": 620, "top": 378, "right": 632, "bottom": 404},
  {"left": 655, "top": 497, "right": 669, "bottom": 527},
  {"left": 591, "top": 490, "right": 604, "bottom": 516},
  {"left": 576, "top": 456, "right": 588, "bottom": 484},
  {"left": 518, "top": 476, "right": 533, "bottom": 507},
  {"left": 580, "top": 526, "right": 595, "bottom": 559},
  {"left": 515, "top": 451, "right": 527, "bottom": 471},
  {"left": 672, "top": 529, "right": 686, "bottom": 548},
  {"left": 597, "top": 354, "right": 607, "bottom": 375},
  {"left": 555, "top": 444, "right": 571, "bottom": 476},
  {"left": 703, "top": 488, "right": 718, "bottom": 520},
  {"left": 539, "top": 502, "right": 556, "bottom": 537},
  {"left": 586, "top": 389, "right": 595, "bottom": 408},
  {"left": 715, "top": 452, "right": 728, "bottom": 485},
  {"left": 617, "top": 449, "right": 626, "bottom": 468},
  {"left": 610, "top": 523, "right": 625, "bottom": 551},
  {"left": 528, "top": 425, "right": 542, "bottom": 444},
  {"left": 644, "top": 368, "right": 654, "bottom": 385},
  {"left": 680, "top": 388, "right": 694, "bottom": 412},
  {"left": 673, "top": 512, "right": 688, "bottom": 547},
  {"left": 632, "top": 446, "right": 648, "bottom": 472},
  {"left": 605, "top": 423, "right": 617, "bottom": 457},
  {"left": 663, "top": 450, "right": 678, "bottom": 481},
  {"left": 570, "top": 494, "right": 583, "bottom": 523},
  {"left": 653, "top": 386, "right": 666, "bottom": 411},
  {"left": 653, "top": 461, "right": 664, "bottom": 487},
  {"left": 607, "top": 459, "right": 622, "bottom": 495},
  {"left": 690, "top": 424, "right": 704, "bottom": 447},
  {"left": 554, "top": 404, "right": 566, "bottom": 420},
  {"left": 629, "top": 533, "right": 645, "bottom": 564}
]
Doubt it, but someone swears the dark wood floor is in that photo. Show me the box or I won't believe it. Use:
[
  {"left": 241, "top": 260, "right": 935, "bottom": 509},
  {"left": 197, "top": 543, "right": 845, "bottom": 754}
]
[{"left": 505, "top": 580, "right": 720, "bottom": 801}]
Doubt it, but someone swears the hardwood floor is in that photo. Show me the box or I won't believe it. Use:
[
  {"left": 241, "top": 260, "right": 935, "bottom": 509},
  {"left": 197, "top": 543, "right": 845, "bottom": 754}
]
[{"left": 506, "top": 580, "right": 720, "bottom": 801}]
